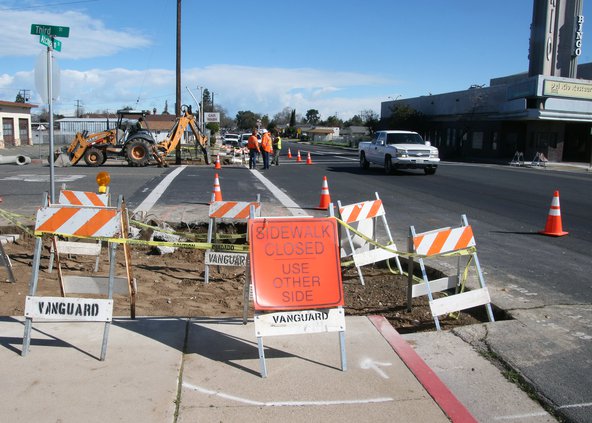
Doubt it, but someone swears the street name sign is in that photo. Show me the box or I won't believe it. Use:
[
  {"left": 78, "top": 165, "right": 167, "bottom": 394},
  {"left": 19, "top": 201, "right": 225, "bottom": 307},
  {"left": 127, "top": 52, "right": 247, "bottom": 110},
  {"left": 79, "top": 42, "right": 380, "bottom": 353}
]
[
  {"left": 39, "top": 34, "right": 62, "bottom": 52},
  {"left": 30, "top": 24, "right": 70, "bottom": 38}
]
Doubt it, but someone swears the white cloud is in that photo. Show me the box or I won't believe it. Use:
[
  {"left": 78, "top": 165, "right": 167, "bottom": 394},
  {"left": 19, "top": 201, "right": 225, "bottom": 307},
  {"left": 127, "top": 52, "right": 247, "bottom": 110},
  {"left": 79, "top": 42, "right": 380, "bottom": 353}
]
[
  {"left": 0, "top": 8, "right": 151, "bottom": 59},
  {"left": 3, "top": 63, "right": 395, "bottom": 119}
]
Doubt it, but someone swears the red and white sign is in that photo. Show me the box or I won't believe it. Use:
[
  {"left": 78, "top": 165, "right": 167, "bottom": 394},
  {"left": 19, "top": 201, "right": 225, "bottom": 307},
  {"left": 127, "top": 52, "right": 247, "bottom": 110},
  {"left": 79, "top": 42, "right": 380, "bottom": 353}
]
[
  {"left": 248, "top": 217, "right": 344, "bottom": 311},
  {"left": 204, "top": 112, "right": 220, "bottom": 123}
]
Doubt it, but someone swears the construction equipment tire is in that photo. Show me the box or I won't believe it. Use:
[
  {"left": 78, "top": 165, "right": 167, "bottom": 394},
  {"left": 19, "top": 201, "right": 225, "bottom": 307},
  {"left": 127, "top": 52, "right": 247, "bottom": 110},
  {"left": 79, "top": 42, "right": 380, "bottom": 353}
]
[
  {"left": 84, "top": 147, "right": 105, "bottom": 167},
  {"left": 125, "top": 139, "right": 151, "bottom": 167}
]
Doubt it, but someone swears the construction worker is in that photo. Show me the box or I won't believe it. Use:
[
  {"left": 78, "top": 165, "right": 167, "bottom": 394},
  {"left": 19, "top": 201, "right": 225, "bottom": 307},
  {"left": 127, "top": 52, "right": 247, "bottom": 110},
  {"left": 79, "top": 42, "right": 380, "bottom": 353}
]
[
  {"left": 271, "top": 132, "right": 282, "bottom": 166},
  {"left": 247, "top": 128, "right": 260, "bottom": 169},
  {"left": 260, "top": 129, "right": 273, "bottom": 170}
]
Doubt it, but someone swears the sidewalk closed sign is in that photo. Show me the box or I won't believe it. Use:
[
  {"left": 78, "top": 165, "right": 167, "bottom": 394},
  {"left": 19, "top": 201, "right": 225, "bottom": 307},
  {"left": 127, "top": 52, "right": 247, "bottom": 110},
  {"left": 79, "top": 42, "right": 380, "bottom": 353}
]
[{"left": 249, "top": 217, "right": 344, "bottom": 310}]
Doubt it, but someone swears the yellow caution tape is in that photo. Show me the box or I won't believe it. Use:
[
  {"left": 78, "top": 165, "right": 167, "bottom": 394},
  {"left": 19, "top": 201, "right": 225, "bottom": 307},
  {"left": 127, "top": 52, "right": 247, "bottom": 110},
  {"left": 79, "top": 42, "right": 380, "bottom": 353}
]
[
  {"left": 34, "top": 230, "right": 250, "bottom": 252},
  {"left": 0, "top": 208, "right": 35, "bottom": 236}
]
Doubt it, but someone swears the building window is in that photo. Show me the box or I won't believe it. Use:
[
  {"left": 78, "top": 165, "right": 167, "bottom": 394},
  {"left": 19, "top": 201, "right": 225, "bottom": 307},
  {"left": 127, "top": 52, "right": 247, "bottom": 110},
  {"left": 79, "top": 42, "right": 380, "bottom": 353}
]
[
  {"left": 492, "top": 131, "right": 498, "bottom": 150},
  {"left": 472, "top": 131, "right": 484, "bottom": 150},
  {"left": 19, "top": 119, "right": 29, "bottom": 144},
  {"left": 2, "top": 118, "right": 15, "bottom": 146}
]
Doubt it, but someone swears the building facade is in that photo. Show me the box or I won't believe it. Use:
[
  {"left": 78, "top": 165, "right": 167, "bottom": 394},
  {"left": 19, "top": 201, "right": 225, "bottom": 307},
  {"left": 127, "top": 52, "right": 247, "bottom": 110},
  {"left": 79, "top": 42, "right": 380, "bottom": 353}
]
[
  {"left": 381, "top": 0, "right": 592, "bottom": 164},
  {"left": 0, "top": 101, "right": 36, "bottom": 149}
]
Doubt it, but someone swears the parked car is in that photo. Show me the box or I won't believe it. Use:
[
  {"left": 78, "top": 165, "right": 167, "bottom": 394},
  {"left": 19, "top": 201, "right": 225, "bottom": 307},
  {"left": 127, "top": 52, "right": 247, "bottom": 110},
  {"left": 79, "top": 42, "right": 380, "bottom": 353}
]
[
  {"left": 223, "top": 133, "right": 239, "bottom": 143},
  {"left": 239, "top": 133, "right": 260, "bottom": 147}
]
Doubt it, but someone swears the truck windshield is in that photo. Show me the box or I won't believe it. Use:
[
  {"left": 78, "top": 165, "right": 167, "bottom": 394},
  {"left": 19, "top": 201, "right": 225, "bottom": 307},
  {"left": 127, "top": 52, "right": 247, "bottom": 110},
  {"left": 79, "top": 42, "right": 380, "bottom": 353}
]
[{"left": 386, "top": 133, "right": 424, "bottom": 145}]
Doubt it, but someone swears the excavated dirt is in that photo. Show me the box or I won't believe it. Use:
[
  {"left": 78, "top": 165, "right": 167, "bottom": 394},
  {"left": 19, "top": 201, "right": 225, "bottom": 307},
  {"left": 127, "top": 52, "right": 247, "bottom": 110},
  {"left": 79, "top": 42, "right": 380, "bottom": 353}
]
[{"left": 0, "top": 226, "right": 486, "bottom": 333}]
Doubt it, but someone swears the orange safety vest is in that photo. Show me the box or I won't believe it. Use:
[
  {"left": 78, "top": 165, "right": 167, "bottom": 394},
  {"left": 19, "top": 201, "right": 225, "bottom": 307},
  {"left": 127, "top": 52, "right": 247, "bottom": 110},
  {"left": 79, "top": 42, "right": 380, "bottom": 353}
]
[
  {"left": 261, "top": 133, "right": 273, "bottom": 153},
  {"left": 247, "top": 135, "right": 260, "bottom": 151}
]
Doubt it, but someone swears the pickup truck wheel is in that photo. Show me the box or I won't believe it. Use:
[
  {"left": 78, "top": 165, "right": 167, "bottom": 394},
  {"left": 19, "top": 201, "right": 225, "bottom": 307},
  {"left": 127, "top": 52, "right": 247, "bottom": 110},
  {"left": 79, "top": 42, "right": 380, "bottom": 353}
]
[
  {"left": 359, "top": 153, "right": 369, "bottom": 169},
  {"left": 125, "top": 139, "right": 152, "bottom": 167},
  {"left": 83, "top": 148, "right": 105, "bottom": 167},
  {"left": 384, "top": 155, "right": 393, "bottom": 174},
  {"left": 424, "top": 168, "right": 436, "bottom": 175}
]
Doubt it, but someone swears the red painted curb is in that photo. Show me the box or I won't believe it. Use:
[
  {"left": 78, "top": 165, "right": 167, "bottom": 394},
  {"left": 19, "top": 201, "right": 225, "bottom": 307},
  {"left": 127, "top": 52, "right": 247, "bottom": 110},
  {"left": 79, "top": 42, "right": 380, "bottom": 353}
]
[{"left": 368, "top": 315, "right": 477, "bottom": 423}]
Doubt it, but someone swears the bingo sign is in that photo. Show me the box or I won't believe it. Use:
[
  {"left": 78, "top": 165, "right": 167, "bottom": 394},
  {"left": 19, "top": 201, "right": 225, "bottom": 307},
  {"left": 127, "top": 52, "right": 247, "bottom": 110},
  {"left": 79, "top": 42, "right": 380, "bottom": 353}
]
[{"left": 249, "top": 217, "right": 344, "bottom": 310}]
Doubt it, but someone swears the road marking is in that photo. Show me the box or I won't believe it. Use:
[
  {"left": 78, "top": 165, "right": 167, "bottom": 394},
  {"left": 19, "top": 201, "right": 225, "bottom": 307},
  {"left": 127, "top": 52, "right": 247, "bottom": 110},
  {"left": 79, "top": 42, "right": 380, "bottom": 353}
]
[
  {"left": 183, "top": 382, "right": 393, "bottom": 406},
  {"left": 0, "top": 174, "right": 85, "bottom": 182},
  {"left": 360, "top": 357, "right": 392, "bottom": 379},
  {"left": 494, "top": 411, "right": 550, "bottom": 420},
  {"left": 249, "top": 168, "right": 309, "bottom": 216},
  {"left": 558, "top": 401, "right": 592, "bottom": 409},
  {"left": 132, "top": 166, "right": 186, "bottom": 215}
]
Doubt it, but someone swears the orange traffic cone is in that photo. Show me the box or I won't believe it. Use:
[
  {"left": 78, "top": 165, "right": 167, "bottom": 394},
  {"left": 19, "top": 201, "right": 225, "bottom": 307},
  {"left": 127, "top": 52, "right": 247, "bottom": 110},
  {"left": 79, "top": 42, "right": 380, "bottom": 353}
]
[
  {"left": 296, "top": 150, "right": 302, "bottom": 162},
  {"left": 539, "top": 190, "right": 568, "bottom": 236},
  {"left": 214, "top": 154, "right": 221, "bottom": 169},
  {"left": 306, "top": 152, "right": 313, "bottom": 165},
  {"left": 287, "top": 148, "right": 292, "bottom": 159},
  {"left": 211, "top": 173, "right": 223, "bottom": 202},
  {"left": 315, "top": 176, "right": 331, "bottom": 210}
]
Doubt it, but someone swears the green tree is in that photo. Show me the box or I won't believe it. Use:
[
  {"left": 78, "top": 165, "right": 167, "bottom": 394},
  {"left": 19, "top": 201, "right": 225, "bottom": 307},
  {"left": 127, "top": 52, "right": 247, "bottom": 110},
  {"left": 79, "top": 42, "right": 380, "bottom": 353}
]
[
  {"left": 15, "top": 92, "right": 25, "bottom": 103},
  {"left": 305, "top": 109, "right": 320, "bottom": 125},
  {"left": 206, "top": 122, "right": 219, "bottom": 135},
  {"left": 163, "top": 100, "right": 169, "bottom": 114},
  {"left": 382, "top": 105, "right": 425, "bottom": 130},
  {"left": 203, "top": 89, "right": 212, "bottom": 112},
  {"left": 344, "top": 115, "right": 363, "bottom": 127},
  {"left": 236, "top": 110, "right": 260, "bottom": 130},
  {"left": 323, "top": 115, "right": 343, "bottom": 128},
  {"left": 289, "top": 109, "right": 296, "bottom": 127},
  {"left": 360, "top": 109, "right": 380, "bottom": 134}
]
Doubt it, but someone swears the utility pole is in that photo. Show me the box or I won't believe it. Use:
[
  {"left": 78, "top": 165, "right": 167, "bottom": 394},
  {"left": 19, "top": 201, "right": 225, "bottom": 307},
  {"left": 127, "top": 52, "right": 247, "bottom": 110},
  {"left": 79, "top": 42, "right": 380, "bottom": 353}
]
[
  {"left": 175, "top": 0, "right": 182, "bottom": 164},
  {"left": 75, "top": 99, "right": 82, "bottom": 117}
]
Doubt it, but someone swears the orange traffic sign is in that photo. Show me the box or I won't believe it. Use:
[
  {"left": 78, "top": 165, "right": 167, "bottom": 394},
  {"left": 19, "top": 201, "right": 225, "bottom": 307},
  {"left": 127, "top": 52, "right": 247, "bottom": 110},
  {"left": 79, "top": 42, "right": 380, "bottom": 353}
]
[{"left": 249, "top": 217, "right": 344, "bottom": 310}]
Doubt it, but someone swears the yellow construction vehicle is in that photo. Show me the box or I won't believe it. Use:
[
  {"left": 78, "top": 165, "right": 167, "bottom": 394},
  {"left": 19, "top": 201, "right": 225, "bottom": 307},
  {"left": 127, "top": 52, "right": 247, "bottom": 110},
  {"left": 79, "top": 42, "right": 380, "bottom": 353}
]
[{"left": 59, "top": 106, "right": 209, "bottom": 167}]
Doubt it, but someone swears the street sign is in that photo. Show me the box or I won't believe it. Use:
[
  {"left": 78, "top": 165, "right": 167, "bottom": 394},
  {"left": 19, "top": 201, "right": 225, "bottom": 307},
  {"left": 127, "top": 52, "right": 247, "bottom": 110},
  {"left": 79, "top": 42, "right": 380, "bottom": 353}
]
[
  {"left": 249, "top": 217, "right": 344, "bottom": 311},
  {"left": 30, "top": 24, "right": 70, "bottom": 38},
  {"left": 39, "top": 34, "right": 62, "bottom": 52}
]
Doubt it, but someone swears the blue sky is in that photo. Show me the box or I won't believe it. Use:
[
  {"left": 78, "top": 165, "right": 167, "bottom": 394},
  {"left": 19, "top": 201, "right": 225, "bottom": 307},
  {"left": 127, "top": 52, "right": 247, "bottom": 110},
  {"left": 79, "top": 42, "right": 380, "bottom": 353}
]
[{"left": 1, "top": 0, "right": 591, "bottom": 121}]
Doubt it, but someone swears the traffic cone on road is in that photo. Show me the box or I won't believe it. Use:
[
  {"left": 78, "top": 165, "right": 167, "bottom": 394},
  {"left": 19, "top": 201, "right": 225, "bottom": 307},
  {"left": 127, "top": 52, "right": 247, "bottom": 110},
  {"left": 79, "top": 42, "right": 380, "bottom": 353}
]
[
  {"left": 315, "top": 176, "right": 332, "bottom": 210},
  {"left": 287, "top": 148, "right": 292, "bottom": 159},
  {"left": 539, "top": 190, "right": 568, "bottom": 236},
  {"left": 211, "top": 173, "right": 223, "bottom": 203},
  {"left": 214, "top": 154, "right": 221, "bottom": 169},
  {"left": 306, "top": 152, "right": 313, "bottom": 165},
  {"left": 296, "top": 150, "right": 302, "bottom": 162}
]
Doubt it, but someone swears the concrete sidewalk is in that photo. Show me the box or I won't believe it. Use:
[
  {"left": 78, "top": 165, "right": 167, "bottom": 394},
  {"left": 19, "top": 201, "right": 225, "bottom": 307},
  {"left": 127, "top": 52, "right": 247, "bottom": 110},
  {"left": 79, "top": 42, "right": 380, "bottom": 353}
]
[{"left": 0, "top": 315, "right": 554, "bottom": 422}]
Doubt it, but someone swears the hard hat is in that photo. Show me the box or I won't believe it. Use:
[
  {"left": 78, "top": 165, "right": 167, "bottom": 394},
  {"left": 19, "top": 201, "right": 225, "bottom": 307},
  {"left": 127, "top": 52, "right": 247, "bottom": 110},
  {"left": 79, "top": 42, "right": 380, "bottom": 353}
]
[{"left": 261, "top": 129, "right": 267, "bottom": 133}]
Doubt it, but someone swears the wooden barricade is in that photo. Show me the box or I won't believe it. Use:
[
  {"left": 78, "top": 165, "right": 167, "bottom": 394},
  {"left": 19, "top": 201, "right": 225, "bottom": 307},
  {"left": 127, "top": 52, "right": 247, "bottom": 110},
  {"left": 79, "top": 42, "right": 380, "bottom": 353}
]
[
  {"left": 0, "top": 241, "right": 16, "bottom": 283},
  {"left": 22, "top": 195, "right": 135, "bottom": 360},
  {"left": 407, "top": 214, "right": 495, "bottom": 331},
  {"left": 334, "top": 192, "right": 402, "bottom": 285}
]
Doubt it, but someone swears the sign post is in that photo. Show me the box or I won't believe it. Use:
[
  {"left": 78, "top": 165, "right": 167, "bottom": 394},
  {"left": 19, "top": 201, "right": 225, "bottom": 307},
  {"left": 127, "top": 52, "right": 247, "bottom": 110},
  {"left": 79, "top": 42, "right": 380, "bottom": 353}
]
[
  {"left": 30, "top": 24, "right": 69, "bottom": 203},
  {"left": 248, "top": 216, "right": 346, "bottom": 377}
]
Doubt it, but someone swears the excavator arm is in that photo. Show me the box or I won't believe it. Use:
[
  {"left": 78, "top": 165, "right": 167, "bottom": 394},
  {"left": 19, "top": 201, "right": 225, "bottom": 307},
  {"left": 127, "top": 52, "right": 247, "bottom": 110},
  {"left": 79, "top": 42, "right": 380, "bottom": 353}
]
[{"left": 152, "top": 111, "right": 209, "bottom": 166}]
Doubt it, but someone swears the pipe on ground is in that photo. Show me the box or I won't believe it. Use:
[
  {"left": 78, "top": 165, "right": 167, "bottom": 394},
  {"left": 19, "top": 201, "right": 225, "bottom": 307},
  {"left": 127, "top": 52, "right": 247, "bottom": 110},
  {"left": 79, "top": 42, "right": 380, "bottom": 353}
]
[{"left": 0, "top": 155, "right": 32, "bottom": 165}]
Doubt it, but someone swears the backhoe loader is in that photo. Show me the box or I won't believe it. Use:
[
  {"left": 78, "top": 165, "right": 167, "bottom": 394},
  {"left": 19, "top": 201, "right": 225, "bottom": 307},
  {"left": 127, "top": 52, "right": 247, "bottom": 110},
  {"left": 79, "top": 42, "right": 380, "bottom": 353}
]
[{"left": 57, "top": 106, "right": 209, "bottom": 167}]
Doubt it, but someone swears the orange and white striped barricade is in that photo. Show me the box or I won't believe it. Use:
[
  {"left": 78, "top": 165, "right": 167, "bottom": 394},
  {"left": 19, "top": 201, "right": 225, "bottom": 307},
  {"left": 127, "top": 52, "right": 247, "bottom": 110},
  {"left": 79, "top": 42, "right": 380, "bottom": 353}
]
[
  {"left": 333, "top": 192, "right": 402, "bottom": 285},
  {"left": 408, "top": 214, "right": 495, "bottom": 331},
  {"left": 204, "top": 196, "right": 261, "bottom": 284},
  {"left": 48, "top": 189, "right": 111, "bottom": 273},
  {"left": 22, "top": 194, "right": 135, "bottom": 360}
]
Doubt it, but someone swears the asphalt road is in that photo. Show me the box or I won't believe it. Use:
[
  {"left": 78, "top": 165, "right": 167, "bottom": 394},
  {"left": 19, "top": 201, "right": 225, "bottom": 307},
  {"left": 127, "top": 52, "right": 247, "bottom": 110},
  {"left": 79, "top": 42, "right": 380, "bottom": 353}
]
[{"left": 1, "top": 142, "right": 592, "bottom": 422}]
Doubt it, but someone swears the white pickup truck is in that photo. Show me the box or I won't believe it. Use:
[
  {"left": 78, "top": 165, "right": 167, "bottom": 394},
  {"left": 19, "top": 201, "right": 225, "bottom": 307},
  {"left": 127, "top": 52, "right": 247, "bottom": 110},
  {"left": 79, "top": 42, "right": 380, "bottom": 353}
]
[{"left": 359, "top": 130, "right": 439, "bottom": 175}]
